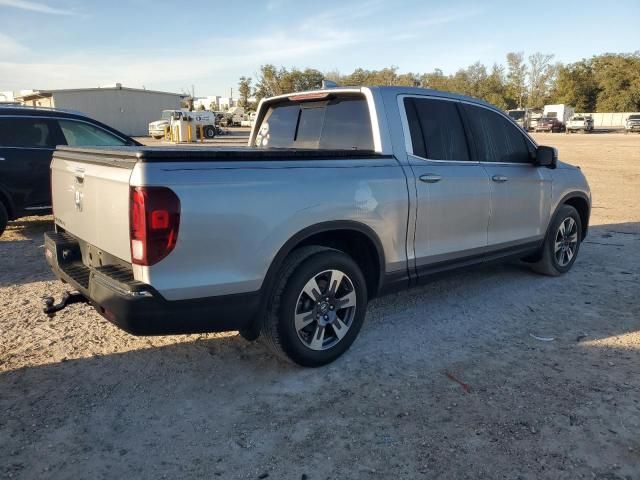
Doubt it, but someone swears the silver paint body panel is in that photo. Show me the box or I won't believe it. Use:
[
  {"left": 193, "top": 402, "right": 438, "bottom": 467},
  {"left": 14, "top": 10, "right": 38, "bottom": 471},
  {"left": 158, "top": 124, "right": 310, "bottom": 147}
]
[{"left": 51, "top": 86, "right": 591, "bottom": 302}]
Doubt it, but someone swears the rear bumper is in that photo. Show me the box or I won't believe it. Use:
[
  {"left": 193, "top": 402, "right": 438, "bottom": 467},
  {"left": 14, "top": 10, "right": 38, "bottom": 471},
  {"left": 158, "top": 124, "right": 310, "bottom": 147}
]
[{"left": 44, "top": 231, "right": 260, "bottom": 335}]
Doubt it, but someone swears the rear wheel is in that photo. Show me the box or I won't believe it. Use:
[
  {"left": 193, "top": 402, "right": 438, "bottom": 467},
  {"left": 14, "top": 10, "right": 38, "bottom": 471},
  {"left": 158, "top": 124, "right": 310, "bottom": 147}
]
[
  {"left": 533, "top": 205, "right": 582, "bottom": 276},
  {"left": 204, "top": 126, "right": 216, "bottom": 138},
  {"left": 260, "top": 247, "right": 368, "bottom": 367},
  {"left": 0, "top": 201, "right": 8, "bottom": 237}
]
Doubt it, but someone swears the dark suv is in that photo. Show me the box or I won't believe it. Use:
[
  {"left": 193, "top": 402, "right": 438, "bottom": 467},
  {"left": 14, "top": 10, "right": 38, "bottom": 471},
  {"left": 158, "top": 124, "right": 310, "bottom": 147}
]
[{"left": 0, "top": 107, "right": 138, "bottom": 235}]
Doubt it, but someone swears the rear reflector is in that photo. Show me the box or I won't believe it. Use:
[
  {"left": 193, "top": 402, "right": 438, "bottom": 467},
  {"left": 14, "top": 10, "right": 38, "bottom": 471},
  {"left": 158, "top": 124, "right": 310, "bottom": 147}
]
[{"left": 129, "top": 186, "right": 180, "bottom": 266}]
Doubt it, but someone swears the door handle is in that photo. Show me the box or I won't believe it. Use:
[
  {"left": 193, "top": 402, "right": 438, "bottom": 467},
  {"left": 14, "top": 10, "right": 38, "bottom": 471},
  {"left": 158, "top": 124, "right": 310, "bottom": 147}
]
[
  {"left": 492, "top": 175, "right": 508, "bottom": 183},
  {"left": 419, "top": 174, "right": 442, "bottom": 183}
]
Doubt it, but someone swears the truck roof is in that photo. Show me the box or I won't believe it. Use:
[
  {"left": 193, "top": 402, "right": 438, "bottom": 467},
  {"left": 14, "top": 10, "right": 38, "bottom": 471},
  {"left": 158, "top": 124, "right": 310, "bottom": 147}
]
[{"left": 262, "top": 86, "right": 501, "bottom": 113}]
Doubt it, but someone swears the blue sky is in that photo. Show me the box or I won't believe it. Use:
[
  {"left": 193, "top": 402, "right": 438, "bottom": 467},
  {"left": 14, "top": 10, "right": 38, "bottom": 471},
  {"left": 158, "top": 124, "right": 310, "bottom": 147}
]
[{"left": 1, "top": 0, "right": 639, "bottom": 96}]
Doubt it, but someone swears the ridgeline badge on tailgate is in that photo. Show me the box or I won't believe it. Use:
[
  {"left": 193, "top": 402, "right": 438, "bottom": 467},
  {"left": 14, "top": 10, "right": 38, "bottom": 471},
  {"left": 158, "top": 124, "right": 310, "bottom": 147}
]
[{"left": 74, "top": 189, "right": 83, "bottom": 212}]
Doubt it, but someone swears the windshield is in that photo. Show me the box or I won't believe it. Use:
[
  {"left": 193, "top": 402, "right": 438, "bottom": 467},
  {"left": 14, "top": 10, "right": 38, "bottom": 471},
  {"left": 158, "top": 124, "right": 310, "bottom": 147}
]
[
  {"left": 546, "top": 112, "right": 558, "bottom": 118},
  {"left": 508, "top": 111, "right": 525, "bottom": 120},
  {"left": 161, "top": 111, "right": 174, "bottom": 120},
  {"left": 629, "top": 115, "right": 640, "bottom": 120},
  {"left": 571, "top": 117, "right": 584, "bottom": 121}
]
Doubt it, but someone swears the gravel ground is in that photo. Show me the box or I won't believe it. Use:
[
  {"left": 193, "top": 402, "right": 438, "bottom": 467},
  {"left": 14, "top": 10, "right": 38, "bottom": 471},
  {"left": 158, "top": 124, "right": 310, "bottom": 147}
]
[{"left": 1, "top": 133, "right": 639, "bottom": 479}]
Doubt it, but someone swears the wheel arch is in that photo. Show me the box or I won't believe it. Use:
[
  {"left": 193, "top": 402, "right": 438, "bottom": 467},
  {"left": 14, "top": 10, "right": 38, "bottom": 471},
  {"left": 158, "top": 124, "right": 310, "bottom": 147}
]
[
  {"left": 558, "top": 192, "right": 590, "bottom": 239},
  {"left": 262, "top": 221, "right": 386, "bottom": 301}
]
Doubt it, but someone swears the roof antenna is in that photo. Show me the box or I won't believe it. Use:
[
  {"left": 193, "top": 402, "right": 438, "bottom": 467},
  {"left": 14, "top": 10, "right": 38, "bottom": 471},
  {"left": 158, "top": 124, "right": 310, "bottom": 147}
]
[{"left": 321, "top": 79, "right": 339, "bottom": 89}]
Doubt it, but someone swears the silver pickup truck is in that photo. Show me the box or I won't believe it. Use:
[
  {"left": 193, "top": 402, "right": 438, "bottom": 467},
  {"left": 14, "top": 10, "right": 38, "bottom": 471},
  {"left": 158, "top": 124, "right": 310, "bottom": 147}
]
[{"left": 44, "top": 86, "right": 591, "bottom": 366}]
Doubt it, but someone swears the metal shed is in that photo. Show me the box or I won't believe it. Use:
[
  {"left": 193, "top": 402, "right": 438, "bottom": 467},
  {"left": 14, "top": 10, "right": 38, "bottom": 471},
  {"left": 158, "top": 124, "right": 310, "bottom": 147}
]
[{"left": 18, "top": 84, "right": 185, "bottom": 136}]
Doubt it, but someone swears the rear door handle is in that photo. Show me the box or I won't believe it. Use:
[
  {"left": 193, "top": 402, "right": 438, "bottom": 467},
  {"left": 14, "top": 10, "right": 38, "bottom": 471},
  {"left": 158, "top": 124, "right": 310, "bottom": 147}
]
[
  {"left": 492, "top": 175, "right": 508, "bottom": 183},
  {"left": 419, "top": 174, "right": 442, "bottom": 183}
]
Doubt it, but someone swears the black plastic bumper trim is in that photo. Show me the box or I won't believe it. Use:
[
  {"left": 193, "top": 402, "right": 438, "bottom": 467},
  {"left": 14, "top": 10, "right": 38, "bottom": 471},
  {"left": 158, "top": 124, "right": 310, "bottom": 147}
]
[{"left": 44, "top": 231, "right": 260, "bottom": 335}]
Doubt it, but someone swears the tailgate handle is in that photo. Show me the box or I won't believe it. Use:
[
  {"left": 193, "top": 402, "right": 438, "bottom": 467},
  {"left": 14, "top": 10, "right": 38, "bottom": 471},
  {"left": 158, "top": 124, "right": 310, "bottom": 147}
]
[{"left": 74, "top": 167, "right": 85, "bottom": 183}]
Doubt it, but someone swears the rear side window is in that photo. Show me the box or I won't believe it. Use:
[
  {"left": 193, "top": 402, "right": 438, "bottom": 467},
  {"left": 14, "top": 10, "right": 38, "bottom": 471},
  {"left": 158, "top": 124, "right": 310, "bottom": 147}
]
[
  {"left": 0, "top": 117, "right": 56, "bottom": 148},
  {"left": 462, "top": 104, "right": 531, "bottom": 163},
  {"left": 255, "top": 96, "right": 374, "bottom": 150},
  {"left": 404, "top": 97, "right": 470, "bottom": 161},
  {"left": 58, "top": 120, "right": 127, "bottom": 147}
]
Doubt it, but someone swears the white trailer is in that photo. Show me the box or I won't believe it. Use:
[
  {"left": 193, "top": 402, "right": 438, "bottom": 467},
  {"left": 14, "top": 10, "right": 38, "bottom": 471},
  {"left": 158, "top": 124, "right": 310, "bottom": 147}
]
[{"left": 543, "top": 104, "right": 575, "bottom": 130}]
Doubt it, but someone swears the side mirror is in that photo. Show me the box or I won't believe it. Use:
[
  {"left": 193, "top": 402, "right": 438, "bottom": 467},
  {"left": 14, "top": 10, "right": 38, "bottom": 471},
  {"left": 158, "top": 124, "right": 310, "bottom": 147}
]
[{"left": 536, "top": 145, "right": 557, "bottom": 168}]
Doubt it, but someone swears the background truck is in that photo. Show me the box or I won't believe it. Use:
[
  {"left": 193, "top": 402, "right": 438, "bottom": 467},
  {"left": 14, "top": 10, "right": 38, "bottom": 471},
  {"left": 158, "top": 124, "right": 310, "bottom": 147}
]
[
  {"left": 542, "top": 104, "right": 575, "bottom": 131},
  {"left": 44, "top": 86, "right": 591, "bottom": 366},
  {"left": 566, "top": 115, "right": 594, "bottom": 133},
  {"left": 506, "top": 109, "right": 530, "bottom": 130},
  {"left": 219, "top": 106, "right": 245, "bottom": 127},
  {"left": 148, "top": 109, "right": 218, "bottom": 139}
]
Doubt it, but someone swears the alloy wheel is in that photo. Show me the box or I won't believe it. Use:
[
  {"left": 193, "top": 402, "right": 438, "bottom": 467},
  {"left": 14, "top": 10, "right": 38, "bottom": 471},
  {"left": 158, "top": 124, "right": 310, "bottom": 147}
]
[
  {"left": 554, "top": 217, "right": 578, "bottom": 267},
  {"left": 294, "top": 269, "right": 357, "bottom": 351}
]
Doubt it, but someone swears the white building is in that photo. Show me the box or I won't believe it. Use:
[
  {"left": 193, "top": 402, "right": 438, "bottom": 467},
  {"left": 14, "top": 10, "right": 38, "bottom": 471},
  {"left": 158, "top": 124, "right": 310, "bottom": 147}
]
[{"left": 18, "top": 84, "right": 185, "bottom": 136}]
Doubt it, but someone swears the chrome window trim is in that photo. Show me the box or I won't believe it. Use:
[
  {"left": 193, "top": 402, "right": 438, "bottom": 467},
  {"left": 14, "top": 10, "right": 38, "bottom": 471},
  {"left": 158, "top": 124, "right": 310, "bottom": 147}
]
[
  {"left": 0, "top": 114, "right": 130, "bottom": 146},
  {"left": 397, "top": 93, "right": 538, "bottom": 165}
]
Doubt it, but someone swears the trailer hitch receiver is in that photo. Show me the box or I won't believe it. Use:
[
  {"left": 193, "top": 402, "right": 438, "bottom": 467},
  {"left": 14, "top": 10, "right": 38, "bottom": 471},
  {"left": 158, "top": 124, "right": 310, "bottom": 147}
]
[{"left": 42, "top": 291, "right": 88, "bottom": 317}]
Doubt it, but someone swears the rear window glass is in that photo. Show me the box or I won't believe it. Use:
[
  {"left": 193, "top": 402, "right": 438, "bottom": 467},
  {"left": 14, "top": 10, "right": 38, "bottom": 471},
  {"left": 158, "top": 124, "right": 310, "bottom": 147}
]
[
  {"left": 629, "top": 115, "right": 640, "bottom": 120},
  {"left": 0, "top": 117, "right": 56, "bottom": 148},
  {"left": 404, "top": 97, "right": 470, "bottom": 161},
  {"left": 254, "top": 96, "right": 374, "bottom": 150},
  {"left": 58, "top": 120, "right": 127, "bottom": 147}
]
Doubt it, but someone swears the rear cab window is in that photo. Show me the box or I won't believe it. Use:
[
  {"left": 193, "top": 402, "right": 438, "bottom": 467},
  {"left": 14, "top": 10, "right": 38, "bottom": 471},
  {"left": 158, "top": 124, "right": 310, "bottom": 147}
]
[
  {"left": 254, "top": 94, "right": 374, "bottom": 150},
  {"left": 403, "top": 97, "right": 470, "bottom": 161},
  {"left": 58, "top": 119, "right": 127, "bottom": 147}
]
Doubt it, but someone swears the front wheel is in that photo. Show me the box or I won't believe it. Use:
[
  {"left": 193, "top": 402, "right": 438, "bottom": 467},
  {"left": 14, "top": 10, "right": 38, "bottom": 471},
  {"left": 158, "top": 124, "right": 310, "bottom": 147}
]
[
  {"left": 260, "top": 247, "right": 368, "bottom": 367},
  {"left": 533, "top": 205, "right": 582, "bottom": 276}
]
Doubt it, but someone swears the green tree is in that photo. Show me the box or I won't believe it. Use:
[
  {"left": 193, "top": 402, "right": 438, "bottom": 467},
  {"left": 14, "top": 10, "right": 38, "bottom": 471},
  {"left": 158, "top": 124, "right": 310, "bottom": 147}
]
[
  {"left": 506, "top": 52, "right": 528, "bottom": 107},
  {"left": 592, "top": 53, "right": 640, "bottom": 111},
  {"left": 527, "top": 53, "right": 556, "bottom": 108},
  {"left": 238, "top": 76, "right": 252, "bottom": 108},
  {"left": 552, "top": 60, "right": 598, "bottom": 111}
]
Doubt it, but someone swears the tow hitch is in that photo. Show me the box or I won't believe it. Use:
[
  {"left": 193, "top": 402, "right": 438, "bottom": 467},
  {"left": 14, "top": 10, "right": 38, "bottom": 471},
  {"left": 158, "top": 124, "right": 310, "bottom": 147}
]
[{"left": 42, "top": 291, "right": 89, "bottom": 317}]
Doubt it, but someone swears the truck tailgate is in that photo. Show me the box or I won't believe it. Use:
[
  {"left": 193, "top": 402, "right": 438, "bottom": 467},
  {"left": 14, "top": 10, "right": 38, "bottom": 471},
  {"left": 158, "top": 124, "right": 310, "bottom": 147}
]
[{"left": 51, "top": 149, "right": 135, "bottom": 263}]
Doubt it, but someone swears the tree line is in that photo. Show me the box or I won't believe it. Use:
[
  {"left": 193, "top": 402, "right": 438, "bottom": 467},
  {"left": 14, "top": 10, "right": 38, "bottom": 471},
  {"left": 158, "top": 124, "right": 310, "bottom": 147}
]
[{"left": 237, "top": 52, "right": 640, "bottom": 112}]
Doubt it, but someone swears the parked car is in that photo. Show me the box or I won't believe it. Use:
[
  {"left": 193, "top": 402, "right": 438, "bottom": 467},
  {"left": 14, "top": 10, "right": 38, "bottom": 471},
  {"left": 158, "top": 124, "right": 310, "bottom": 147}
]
[
  {"left": 566, "top": 115, "right": 594, "bottom": 133},
  {"left": 43, "top": 86, "right": 591, "bottom": 366},
  {"left": 535, "top": 116, "right": 563, "bottom": 133},
  {"left": 528, "top": 110, "right": 543, "bottom": 131},
  {"left": 0, "top": 106, "right": 138, "bottom": 236},
  {"left": 625, "top": 114, "right": 640, "bottom": 134}
]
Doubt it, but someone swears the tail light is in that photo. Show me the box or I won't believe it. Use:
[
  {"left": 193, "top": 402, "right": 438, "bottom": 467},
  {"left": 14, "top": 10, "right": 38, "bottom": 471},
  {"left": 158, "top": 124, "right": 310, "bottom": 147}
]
[{"left": 129, "top": 186, "right": 180, "bottom": 266}]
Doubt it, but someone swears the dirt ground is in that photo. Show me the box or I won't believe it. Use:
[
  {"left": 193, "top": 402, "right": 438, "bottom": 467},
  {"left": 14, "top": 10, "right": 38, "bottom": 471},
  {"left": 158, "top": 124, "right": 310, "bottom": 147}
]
[{"left": 1, "top": 133, "right": 639, "bottom": 479}]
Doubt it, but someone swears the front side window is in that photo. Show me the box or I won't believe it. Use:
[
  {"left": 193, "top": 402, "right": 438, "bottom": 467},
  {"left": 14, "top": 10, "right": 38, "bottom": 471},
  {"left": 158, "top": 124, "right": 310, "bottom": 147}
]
[
  {"left": 462, "top": 104, "right": 531, "bottom": 164},
  {"left": 58, "top": 120, "right": 127, "bottom": 147},
  {"left": 0, "top": 117, "right": 56, "bottom": 148},
  {"left": 404, "top": 97, "right": 470, "bottom": 161},
  {"left": 254, "top": 95, "right": 374, "bottom": 150}
]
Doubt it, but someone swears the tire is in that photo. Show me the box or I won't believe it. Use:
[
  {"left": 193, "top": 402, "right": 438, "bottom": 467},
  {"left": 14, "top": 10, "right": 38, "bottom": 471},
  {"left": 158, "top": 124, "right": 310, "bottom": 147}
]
[
  {"left": 260, "top": 246, "right": 368, "bottom": 367},
  {"left": 532, "top": 205, "right": 582, "bottom": 276},
  {"left": 204, "top": 126, "right": 216, "bottom": 139},
  {"left": 152, "top": 135, "right": 163, "bottom": 140},
  {"left": 0, "top": 201, "right": 7, "bottom": 237}
]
